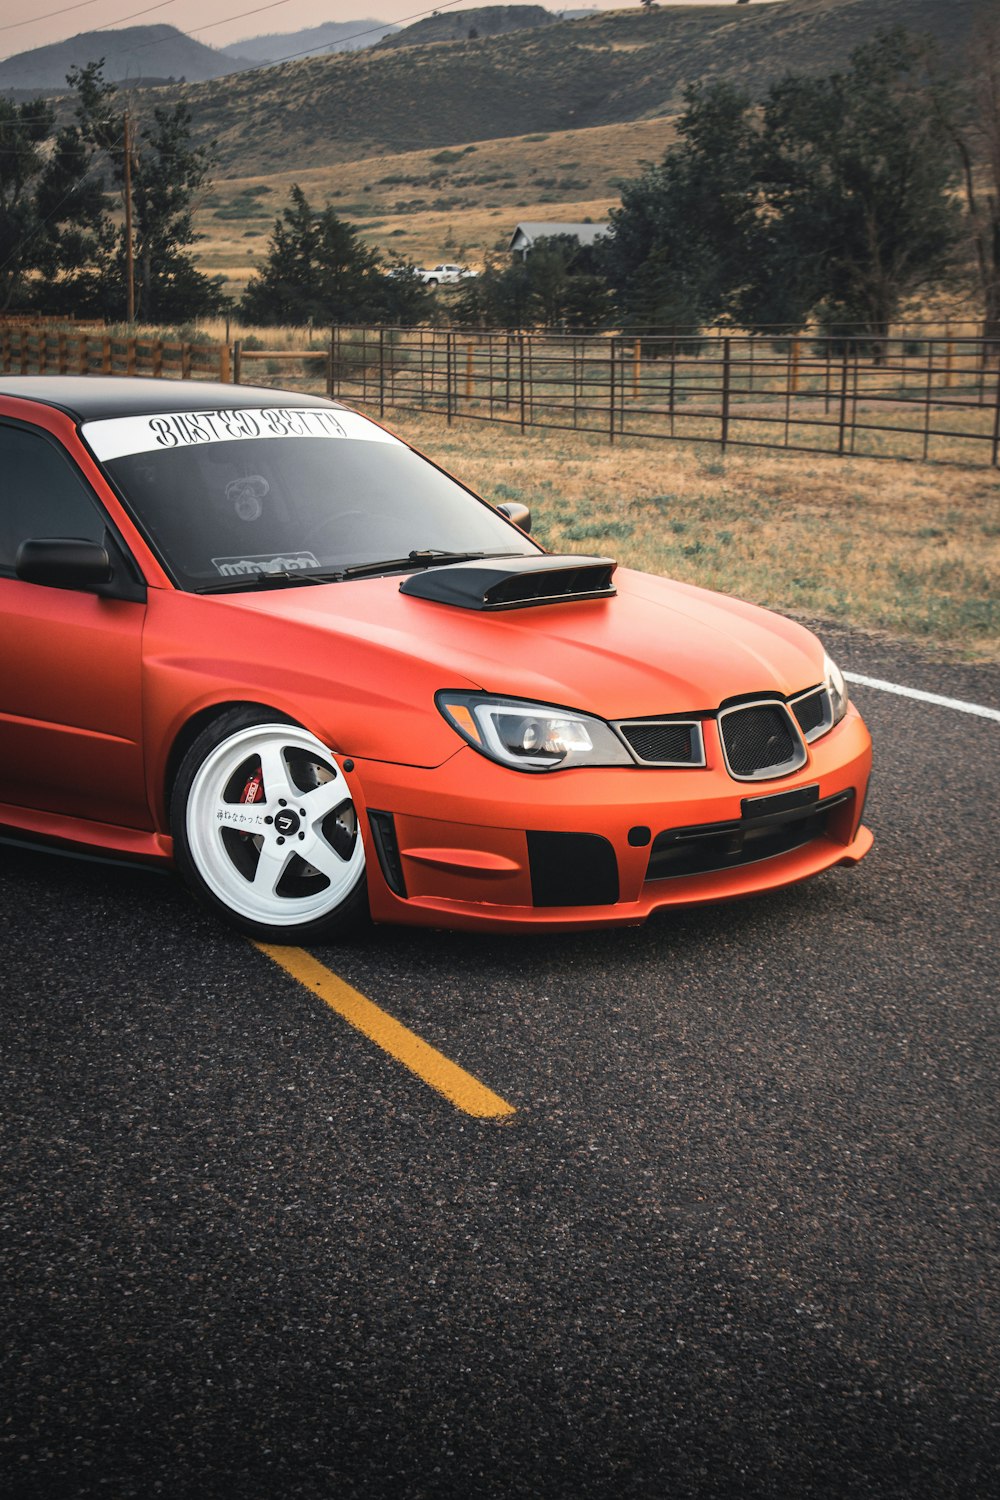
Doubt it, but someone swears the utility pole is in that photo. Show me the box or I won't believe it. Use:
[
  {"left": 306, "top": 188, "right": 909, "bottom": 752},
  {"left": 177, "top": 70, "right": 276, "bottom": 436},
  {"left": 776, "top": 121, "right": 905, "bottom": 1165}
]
[{"left": 123, "top": 108, "right": 135, "bottom": 323}]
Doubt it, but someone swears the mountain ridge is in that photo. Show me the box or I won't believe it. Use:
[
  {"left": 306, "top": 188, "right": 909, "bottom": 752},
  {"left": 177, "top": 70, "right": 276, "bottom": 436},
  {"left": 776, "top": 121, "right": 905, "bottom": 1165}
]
[{"left": 172, "top": 0, "right": 984, "bottom": 176}]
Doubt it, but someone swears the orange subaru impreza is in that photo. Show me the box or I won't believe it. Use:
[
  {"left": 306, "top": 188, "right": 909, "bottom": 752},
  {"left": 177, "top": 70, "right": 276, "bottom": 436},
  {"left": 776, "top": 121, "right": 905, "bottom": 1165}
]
[{"left": 0, "top": 377, "right": 871, "bottom": 939}]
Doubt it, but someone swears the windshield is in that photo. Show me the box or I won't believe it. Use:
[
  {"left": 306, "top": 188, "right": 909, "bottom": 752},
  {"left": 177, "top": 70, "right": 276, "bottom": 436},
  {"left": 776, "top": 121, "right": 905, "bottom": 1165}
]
[{"left": 82, "top": 404, "right": 537, "bottom": 592}]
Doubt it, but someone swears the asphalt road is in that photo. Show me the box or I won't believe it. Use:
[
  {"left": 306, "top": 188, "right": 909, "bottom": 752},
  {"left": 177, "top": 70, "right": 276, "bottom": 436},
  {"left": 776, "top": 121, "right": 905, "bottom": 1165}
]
[{"left": 2, "top": 627, "right": 998, "bottom": 1500}]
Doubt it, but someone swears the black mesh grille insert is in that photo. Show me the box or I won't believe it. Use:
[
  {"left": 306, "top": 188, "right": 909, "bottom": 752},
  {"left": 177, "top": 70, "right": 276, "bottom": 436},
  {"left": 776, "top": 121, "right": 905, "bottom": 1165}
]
[
  {"left": 619, "top": 721, "right": 700, "bottom": 765},
  {"left": 720, "top": 703, "right": 801, "bottom": 778},
  {"left": 792, "top": 688, "right": 828, "bottom": 738}
]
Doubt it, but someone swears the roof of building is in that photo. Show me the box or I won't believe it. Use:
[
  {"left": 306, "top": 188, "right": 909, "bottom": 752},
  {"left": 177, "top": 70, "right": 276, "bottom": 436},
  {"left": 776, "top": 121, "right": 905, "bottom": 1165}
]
[{"left": 508, "top": 221, "right": 610, "bottom": 251}]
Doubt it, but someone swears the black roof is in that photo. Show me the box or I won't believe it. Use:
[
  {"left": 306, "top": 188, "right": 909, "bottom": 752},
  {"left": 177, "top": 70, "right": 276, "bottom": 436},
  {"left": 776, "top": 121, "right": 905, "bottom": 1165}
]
[{"left": 0, "top": 376, "right": 338, "bottom": 422}]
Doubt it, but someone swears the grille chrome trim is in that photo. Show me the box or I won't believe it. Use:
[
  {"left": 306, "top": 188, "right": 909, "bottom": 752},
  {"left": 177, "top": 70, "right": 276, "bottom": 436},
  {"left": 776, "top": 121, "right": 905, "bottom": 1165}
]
[
  {"left": 613, "top": 717, "right": 706, "bottom": 768},
  {"left": 717, "top": 699, "right": 807, "bottom": 782}
]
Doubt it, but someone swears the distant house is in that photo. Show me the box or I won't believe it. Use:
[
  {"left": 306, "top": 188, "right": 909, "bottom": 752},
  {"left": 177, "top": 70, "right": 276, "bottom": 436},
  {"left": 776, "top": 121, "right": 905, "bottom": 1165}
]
[{"left": 508, "top": 221, "right": 610, "bottom": 260}]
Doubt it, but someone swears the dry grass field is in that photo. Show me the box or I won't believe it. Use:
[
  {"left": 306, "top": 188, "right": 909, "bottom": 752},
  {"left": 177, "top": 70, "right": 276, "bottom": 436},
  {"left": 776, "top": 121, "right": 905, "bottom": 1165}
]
[
  {"left": 192, "top": 118, "right": 678, "bottom": 295},
  {"left": 374, "top": 409, "right": 1000, "bottom": 663}
]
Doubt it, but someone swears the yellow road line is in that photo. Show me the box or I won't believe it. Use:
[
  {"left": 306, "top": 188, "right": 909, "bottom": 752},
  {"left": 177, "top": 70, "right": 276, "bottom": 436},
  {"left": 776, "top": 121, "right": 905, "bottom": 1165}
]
[{"left": 254, "top": 943, "right": 516, "bottom": 1121}]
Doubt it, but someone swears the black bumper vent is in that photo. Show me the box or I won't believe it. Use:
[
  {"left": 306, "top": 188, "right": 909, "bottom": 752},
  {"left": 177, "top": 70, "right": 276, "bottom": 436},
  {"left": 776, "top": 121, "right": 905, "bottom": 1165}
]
[
  {"left": 646, "top": 790, "right": 852, "bottom": 881},
  {"left": 718, "top": 701, "right": 806, "bottom": 780},
  {"left": 367, "top": 809, "right": 407, "bottom": 897},
  {"left": 527, "top": 831, "right": 619, "bottom": 907}
]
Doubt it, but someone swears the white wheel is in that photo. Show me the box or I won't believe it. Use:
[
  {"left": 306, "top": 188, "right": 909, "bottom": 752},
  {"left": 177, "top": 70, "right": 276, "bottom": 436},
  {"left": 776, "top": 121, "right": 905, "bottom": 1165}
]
[{"left": 171, "top": 711, "right": 367, "bottom": 940}]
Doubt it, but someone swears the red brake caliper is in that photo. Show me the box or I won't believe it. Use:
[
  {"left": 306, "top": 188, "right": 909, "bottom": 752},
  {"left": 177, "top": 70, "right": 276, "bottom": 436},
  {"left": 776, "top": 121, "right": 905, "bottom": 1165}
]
[{"left": 240, "top": 765, "right": 265, "bottom": 837}]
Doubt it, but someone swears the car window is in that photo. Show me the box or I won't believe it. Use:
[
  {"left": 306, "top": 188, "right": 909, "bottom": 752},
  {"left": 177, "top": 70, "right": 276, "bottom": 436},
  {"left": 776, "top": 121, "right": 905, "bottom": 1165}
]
[
  {"left": 84, "top": 406, "right": 538, "bottom": 591},
  {"left": 0, "top": 423, "right": 107, "bottom": 575}
]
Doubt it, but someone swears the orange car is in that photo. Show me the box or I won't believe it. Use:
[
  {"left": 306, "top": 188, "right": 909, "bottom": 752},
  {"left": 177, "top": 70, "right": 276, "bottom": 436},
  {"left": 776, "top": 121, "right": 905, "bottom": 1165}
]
[{"left": 0, "top": 377, "right": 871, "bottom": 939}]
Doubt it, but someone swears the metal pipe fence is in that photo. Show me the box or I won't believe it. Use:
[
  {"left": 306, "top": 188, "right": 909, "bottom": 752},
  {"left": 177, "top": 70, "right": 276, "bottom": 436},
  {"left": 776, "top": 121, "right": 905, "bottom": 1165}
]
[{"left": 237, "top": 327, "right": 1000, "bottom": 468}]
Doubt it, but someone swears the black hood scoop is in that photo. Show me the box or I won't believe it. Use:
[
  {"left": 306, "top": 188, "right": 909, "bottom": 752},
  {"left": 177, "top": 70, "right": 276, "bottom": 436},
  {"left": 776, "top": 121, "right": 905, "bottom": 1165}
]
[{"left": 399, "top": 554, "right": 617, "bottom": 611}]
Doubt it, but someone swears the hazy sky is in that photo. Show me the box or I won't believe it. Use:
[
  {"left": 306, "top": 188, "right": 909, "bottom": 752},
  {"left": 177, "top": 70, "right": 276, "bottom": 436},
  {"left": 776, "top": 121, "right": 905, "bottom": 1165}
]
[{"left": 1, "top": 1, "right": 785, "bottom": 61}]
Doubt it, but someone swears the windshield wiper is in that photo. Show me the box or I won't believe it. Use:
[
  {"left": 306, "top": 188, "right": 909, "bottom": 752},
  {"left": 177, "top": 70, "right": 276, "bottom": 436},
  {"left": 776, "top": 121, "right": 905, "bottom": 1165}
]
[
  {"left": 196, "top": 569, "right": 339, "bottom": 594},
  {"left": 338, "top": 549, "right": 522, "bottom": 581},
  {"left": 195, "top": 550, "right": 527, "bottom": 593}
]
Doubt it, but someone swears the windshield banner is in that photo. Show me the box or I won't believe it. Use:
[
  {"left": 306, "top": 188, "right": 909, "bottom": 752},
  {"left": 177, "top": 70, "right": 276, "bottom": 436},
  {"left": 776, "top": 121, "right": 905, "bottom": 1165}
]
[{"left": 84, "top": 406, "right": 400, "bottom": 461}]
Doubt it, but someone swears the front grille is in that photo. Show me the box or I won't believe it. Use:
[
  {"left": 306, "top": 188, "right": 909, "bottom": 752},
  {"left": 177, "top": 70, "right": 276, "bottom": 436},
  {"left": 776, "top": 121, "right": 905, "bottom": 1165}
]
[
  {"left": 791, "top": 686, "right": 832, "bottom": 741},
  {"left": 646, "top": 790, "right": 852, "bottom": 881},
  {"left": 616, "top": 719, "right": 704, "bottom": 767},
  {"left": 718, "top": 701, "right": 806, "bottom": 780}
]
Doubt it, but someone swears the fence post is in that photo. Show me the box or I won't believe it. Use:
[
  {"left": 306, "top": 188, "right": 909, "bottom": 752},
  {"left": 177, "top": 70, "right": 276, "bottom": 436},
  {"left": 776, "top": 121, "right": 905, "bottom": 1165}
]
[
  {"left": 446, "top": 329, "right": 454, "bottom": 426},
  {"left": 837, "top": 348, "right": 850, "bottom": 455},
  {"left": 219, "top": 342, "right": 231, "bottom": 382},
  {"left": 721, "top": 336, "right": 731, "bottom": 452},
  {"left": 519, "top": 334, "right": 526, "bottom": 434},
  {"left": 609, "top": 336, "right": 616, "bottom": 445},
  {"left": 233, "top": 340, "right": 242, "bottom": 385},
  {"left": 379, "top": 326, "right": 386, "bottom": 419},
  {"left": 991, "top": 358, "right": 1000, "bottom": 468},
  {"left": 923, "top": 341, "right": 934, "bottom": 462}
]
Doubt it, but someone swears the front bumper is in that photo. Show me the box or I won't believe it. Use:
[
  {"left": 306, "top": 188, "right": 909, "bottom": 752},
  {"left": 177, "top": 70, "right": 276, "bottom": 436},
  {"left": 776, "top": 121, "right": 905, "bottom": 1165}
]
[{"left": 345, "top": 705, "right": 873, "bottom": 933}]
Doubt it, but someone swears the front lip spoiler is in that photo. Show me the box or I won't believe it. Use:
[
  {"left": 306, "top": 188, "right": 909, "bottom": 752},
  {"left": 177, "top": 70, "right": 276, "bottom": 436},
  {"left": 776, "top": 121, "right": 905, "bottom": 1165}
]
[{"left": 372, "top": 821, "right": 875, "bottom": 934}]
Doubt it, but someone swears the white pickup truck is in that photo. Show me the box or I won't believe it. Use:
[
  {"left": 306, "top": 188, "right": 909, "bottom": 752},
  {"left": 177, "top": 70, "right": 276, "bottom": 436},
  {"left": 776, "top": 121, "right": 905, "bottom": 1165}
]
[{"left": 415, "top": 263, "right": 478, "bottom": 286}]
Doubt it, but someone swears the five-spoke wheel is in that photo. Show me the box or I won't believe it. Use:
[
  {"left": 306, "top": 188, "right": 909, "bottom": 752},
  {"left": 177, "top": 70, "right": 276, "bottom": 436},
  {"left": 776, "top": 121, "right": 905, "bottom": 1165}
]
[{"left": 171, "top": 710, "right": 367, "bottom": 940}]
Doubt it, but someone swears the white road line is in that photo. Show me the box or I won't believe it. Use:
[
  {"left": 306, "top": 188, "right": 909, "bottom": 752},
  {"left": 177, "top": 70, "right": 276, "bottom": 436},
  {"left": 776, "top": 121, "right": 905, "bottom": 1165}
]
[{"left": 845, "top": 672, "right": 1000, "bottom": 723}]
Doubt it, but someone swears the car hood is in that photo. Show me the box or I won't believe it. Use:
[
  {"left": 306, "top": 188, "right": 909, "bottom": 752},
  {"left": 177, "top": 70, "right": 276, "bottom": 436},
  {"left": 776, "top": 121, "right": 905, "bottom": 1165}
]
[{"left": 229, "top": 565, "right": 826, "bottom": 718}]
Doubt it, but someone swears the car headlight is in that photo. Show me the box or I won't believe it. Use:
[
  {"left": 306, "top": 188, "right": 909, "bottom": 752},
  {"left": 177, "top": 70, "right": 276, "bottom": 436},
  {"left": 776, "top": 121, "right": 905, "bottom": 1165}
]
[
  {"left": 436, "top": 692, "right": 633, "bottom": 771},
  {"left": 823, "top": 652, "right": 849, "bottom": 727}
]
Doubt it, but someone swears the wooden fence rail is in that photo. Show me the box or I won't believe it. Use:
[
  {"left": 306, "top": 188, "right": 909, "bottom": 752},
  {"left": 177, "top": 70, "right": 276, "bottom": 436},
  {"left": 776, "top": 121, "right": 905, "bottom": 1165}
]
[{"left": 0, "top": 327, "right": 232, "bottom": 383}]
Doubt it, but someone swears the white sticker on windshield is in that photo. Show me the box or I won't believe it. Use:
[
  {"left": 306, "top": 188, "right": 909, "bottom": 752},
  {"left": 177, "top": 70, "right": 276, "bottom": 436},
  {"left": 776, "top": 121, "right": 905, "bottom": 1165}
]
[
  {"left": 211, "top": 551, "right": 324, "bottom": 578},
  {"left": 83, "top": 405, "right": 400, "bottom": 461}
]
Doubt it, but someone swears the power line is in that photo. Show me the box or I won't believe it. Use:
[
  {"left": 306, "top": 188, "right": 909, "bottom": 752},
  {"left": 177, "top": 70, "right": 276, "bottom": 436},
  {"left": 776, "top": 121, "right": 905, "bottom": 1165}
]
[
  {"left": 2, "top": 2, "right": 108, "bottom": 35},
  {"left": 1, "top": 0, "right": 176, "bottom": 36}
]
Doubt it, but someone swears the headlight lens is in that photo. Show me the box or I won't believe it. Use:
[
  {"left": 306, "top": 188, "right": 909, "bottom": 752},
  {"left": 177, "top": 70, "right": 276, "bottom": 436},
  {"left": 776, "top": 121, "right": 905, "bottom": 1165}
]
[
  {"left": 437, "top": 692, "right": 633, "bottom": 771},
  {"left": 823, "top": 652, "right": 849, "bottom": 727}
]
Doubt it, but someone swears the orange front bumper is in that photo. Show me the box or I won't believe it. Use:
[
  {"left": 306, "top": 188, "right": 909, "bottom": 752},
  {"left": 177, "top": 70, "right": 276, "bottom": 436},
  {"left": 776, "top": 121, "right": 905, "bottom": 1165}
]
[{"left": 347, "top": 705, "right": 873, "bottom": 933}]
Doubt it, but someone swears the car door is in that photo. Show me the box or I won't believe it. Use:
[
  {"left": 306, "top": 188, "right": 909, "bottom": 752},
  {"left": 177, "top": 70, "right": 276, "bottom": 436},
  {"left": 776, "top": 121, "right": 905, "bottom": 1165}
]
[{"left": 0, "top": 418, "right": 150, "bottom": 830}]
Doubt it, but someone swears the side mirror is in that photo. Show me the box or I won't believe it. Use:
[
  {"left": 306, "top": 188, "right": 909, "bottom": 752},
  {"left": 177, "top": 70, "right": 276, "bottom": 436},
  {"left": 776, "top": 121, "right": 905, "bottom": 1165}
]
[
  {"left": 16, "top": 537, "right": 114, "bottom": 592},
  {"left": 497, "top": 500, "right": 532, "bottom": 533}
]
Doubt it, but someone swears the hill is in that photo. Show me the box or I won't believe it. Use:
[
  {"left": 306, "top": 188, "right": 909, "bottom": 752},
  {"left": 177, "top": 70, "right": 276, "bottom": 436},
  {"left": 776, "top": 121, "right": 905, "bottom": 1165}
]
[
  {"left": 0, "top": 24, "right": 253, "bottom": 92},
  {"left": 223, "top": 20, "right": 398, "bottom": 66},
  {"left": 374, "top": 6, "right": 557, "bottom": 50},
  {"left": 165, "top": 0, "right": 983, "bottom": 177}
]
